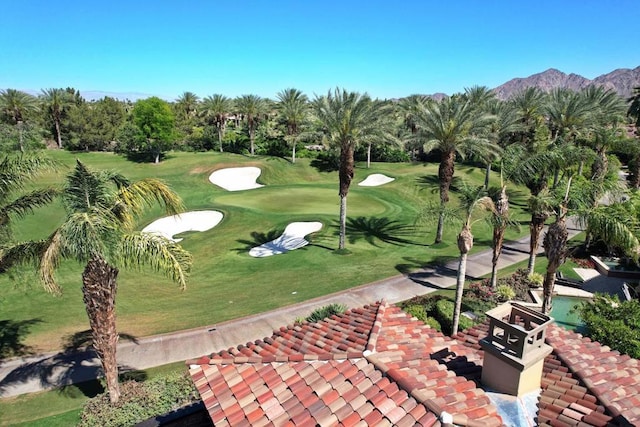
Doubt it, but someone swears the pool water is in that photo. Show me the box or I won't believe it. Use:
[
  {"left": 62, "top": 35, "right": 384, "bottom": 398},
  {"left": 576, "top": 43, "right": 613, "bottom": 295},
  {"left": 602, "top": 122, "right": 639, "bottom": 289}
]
[{"left": 550, "top": 296, "right": 588, "bottom": 333}]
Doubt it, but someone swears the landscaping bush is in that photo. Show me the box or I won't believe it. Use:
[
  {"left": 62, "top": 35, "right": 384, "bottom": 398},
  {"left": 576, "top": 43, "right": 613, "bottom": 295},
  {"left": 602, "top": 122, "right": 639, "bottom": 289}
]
[
  {"left": 306, "top": 303, "right": 348, "bottom": 323},
  {"left": 496, "top": 285, "right": 516, "bottom": 302},
  {"left": 78, "top": 372, "right": 199, "bottom": 427},
  {"left": 434, "top": 299, "right": 474, "bottom": 334},
  {"left": 403, "top": 304, "right": 428, "bottom": 323},
  {"left": 577, "top": 293, "right": 640, "bottom": 358},
  {"left": 528, "top": 272, "right": 544, "bottom": 287}
]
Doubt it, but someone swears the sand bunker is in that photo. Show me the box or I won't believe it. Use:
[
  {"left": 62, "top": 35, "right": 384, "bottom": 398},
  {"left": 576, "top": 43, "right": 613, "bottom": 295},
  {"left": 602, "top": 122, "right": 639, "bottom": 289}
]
[
  {"left": 358, "top": 173, "right": 395, "bottom": 187},
  {"left": 209, "top": 167, "right": 264, "bottom": 191},
  {"left": 142, "top": 210, "right": 223, "bottom": 242},
  {"left": 249, "top": 222, "right": 323, "bottom": 257}
]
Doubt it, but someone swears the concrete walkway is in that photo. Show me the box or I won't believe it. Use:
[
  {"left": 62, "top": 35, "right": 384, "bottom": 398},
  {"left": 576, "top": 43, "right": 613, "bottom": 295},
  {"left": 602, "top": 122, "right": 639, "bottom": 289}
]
[{"left": 0, "top": 222, "right": 585, "bottom": 398}]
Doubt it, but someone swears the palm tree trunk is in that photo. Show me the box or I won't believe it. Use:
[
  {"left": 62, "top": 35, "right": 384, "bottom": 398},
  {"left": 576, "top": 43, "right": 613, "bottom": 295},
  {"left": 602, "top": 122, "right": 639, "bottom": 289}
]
[
  {"left": 542, "top": 214, "right": 568, "bottom": 314},
  {"left": 54, "top": 118, "right": 62, "bottom": 149},
  {"left": 528, "top": 214, "right": 546, "bottom": 275},
  {"left": 218, "top": 126, "right": 224, "bottom": 153},
  {"left": 490, "top": 186, "right": 509, "bottom": 289},
  {"left": 435, "top": 150, "right": 455, "bottom": 243},
  {"left": 17, "top": 120, "right": 24, "bottom": 153},
  {"left": 453, "top": 225, "right": 473, "bottom": 336},
  {"left": 367, "top": 143, "right": 371, "bottom": 169},
  {"left": 82, "top": 257, "right": 120, "bottom": 404},
  {"left": 292, "top": 143, "right": 296, "bottom": 164},
  {"left": 484, "top": 163, "right": 491, "bottom": 189},
  {"left": 339, "top": 195, "right": 347, "bottom": 250},
  {"left": 338, "top": 143, "right": 354, "bottom": 250},
  {"left": 249, "top": 126, "right": 255, "bottom": 156}
]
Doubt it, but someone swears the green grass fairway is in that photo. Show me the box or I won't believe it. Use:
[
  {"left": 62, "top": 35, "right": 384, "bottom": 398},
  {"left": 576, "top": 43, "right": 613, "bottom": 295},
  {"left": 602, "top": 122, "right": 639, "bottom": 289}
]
[{"left": 1, "top": 150, "right": 533, "bottom": 352}]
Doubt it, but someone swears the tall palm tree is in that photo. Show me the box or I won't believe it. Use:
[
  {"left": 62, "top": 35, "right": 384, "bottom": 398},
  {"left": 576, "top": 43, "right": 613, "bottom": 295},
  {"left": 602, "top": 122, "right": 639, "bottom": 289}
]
[
  {"left": 397, "top": 95, "right": 432, "bottom": 160},
  {"left": 276, "top": 88, "right": 309, "bottom": 163},
  {"left": 628, "top": 86, "right": 640, "bottom": 127},
  {"left": 201, "top": 94, "right": 233, "bottom": 152},
  {"left": 0, "top": 89, "right": 38, "bottom": 152},
  {"left": 235, "top": 94, "right": 266, "bottom": 155},
  {"left": 1, "top": 161, "right": 192, "bottom": 403},
  {"left": 452, "top": 184, "right": 495, "bottom": 335},
  {"left": 0, "top": 154, "right": 56, "bottom": 245},
  {"left": 175, "top": 91, "right": 199, "bottom": 121},
  {"left": 40, "top": 88, "right": 73, "bottom": 149},
  {"left": 313, "top": 88, "right": 395, "bottom": 249},
  {"left": 510, "top": 87, "right": 546, "bottom": 151},
  {"left": 489, "top": 180, "right": 510, "bottom": 289},
  {"left": 482, "top": 99, "right": 522, "bottom": 188},
  {"left": 413, "top": 95, "right": 499, "bottom": 243}
]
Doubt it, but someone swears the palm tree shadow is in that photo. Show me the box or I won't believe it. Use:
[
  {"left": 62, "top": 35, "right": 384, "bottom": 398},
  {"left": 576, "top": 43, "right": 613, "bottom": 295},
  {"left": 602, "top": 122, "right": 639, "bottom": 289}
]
[
  {"left": 235, "top": 228, "right": 285, "bottom": 253},
  {"left": 343, "top": 217, "right": 425, "bottom": 247},
  {"left": 0, "top": 319, "right": 43, "bottom": 362},
  {"left": 396, "top": 255, "right": 459, "bottom": 288},
  {"left": 416, "top": 175, "right": 463, "bottom": 193},
  {"left": 0, "top": 329, "right": 140, "bottom": 398}
]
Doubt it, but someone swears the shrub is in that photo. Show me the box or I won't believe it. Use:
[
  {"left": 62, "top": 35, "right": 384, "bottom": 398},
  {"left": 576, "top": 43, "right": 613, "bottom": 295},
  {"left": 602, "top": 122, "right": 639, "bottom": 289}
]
[
  {"left": 468, "top": 281, "right": 495, "bottom": 302},
  {"left": 306, "top": 303, "right": 348, "bottom": 323},
  {"left": 528, "top": 272, "right": 544, "bottom": 287},
  {"left": 425, "top": 316, "right": 442, "bottom": 332},
  {"left": 578, "top": 293, "right": 640, "bottom": 358},
  {"left": 496, "top": 285, "right": 516, "bottom": 302},
  {"left": 403, "top": 304, "right": 428, "bottom": 323},
  {"left": 434, "top": 299, "right": 474, "bottom": 334},
  {"left": 78, "top": 372, "right": 199, "bottom": 427}
]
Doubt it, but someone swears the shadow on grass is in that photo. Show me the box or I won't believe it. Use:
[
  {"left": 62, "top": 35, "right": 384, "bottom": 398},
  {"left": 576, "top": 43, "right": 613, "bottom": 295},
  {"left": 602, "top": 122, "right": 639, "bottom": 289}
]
[
  {"left": 235, "top": 228, "right": 285, "bottom": 252},
  {"left": 416, "top": 175, "right": 463, "bottom": 193},
  {"left": 344, "top": 217, "right": 425, "bottom": 247},
  {"left": 0, "top": 330, "right": 140, "bottom": 398},
  {"left": 0, "top": 319, "right": 42, "bottom": 362},
  {"left": 395, "top": 255, "right": 460, "bottom": 289}
]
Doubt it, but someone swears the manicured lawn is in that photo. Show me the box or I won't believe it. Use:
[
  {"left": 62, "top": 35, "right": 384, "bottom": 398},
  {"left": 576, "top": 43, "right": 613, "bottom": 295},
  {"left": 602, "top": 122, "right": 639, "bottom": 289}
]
[{"left": 1, "top": 150, "right": 533, "bottom": 353}]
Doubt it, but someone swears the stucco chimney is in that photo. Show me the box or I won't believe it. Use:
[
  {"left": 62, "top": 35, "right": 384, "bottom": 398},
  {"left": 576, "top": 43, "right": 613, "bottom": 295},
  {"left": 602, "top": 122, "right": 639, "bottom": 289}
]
[{"left": 480, "top": 303, "right": 553, "bottom": 396}]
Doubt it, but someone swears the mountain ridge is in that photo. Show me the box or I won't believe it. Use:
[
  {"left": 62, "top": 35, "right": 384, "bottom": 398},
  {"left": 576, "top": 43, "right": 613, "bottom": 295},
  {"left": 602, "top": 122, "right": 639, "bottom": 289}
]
[{"left": 492, "top": 66, "right": 640, "bottom": 100}]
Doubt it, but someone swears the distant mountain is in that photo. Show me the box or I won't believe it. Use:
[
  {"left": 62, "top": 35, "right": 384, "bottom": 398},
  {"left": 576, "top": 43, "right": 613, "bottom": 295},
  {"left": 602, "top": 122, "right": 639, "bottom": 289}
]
[{"left": 492, "top": 66, "right": 640, "bottom": 100}]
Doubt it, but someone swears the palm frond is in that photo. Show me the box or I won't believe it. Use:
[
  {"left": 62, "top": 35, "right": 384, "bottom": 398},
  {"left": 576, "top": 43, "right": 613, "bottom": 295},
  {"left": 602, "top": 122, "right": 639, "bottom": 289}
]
[
  {"left": 117, "top": 233, "right": 192, "bottom": 289},
  {"left": 0, "top": 188, "right": 58, "bottom": 220}
]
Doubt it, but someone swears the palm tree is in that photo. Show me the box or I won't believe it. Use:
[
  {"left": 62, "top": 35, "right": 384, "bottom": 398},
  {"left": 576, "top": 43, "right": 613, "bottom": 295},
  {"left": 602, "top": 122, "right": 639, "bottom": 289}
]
[
  {"left": 510, "top": 87, "right": 546, "bottom": 151},
  {"left": 1, "top": 161, "right": 192, "bottom": 403},
  {"left": 0, "top": 89, "right": 38, "bottom": 152},
  {"left": 201, "top": 94, "right": 233, "bottom": 152},
  {"left": 235, "top": 94, "right": 266, "bottom": 155},
  {"left": 489, "top": 180, "right": 510, "bottom": 289},
  {"left": 175, "top": 91, "right": 199, "bottom": 121},
  {"left": 276, "top": 88, "right": 309, "bottom": 163},
  {"left": 0, "top": 154, "right": 56, "bottom": 245},
  {"left": 413, "top": 95, "right": 499, "bottom": 243},
  {"left": 40, "top": 88, "right": 73, "bottom": 149},
  {"left": 313, "top": 88, "right": 395, "bottom": 249},
  {"left": 452, "top": 184, "right": 495, "bottom": 335},
  {"left": 628, "top": 86, "right": 640, "bottom": 127},
  {"left": 482, "top": 99, "right": 522, "bottom": 188}
]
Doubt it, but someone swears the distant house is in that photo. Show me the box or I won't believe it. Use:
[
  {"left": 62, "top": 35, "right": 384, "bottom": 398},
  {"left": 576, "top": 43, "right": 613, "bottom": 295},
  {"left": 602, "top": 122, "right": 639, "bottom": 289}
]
[{"left": 185, "top": 301, "right": 640, "bottom": 426}]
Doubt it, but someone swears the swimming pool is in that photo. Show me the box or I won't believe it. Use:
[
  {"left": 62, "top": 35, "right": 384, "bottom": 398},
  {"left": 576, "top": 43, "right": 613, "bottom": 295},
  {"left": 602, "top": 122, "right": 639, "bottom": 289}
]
[{"left": 550, "top": 296, "right": 588, "bottom": 333}]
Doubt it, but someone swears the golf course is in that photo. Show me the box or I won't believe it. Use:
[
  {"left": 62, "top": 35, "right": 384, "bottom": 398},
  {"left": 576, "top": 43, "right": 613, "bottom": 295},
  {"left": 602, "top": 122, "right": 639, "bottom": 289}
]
[{"left": 1, "top": 150, "right": 532, "bottom": 353}]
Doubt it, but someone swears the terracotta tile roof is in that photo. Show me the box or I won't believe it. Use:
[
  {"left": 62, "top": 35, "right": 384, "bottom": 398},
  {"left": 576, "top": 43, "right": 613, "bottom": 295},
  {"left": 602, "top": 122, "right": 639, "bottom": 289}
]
[
  {"left": 456, "top": 320, "right": 640, "bottom": 426},
  {"left": 188, "top": 301, "right": 502, "bottom": 426},
  {"left": 188, "top": 301, "right": 640, "bottom": 426}
]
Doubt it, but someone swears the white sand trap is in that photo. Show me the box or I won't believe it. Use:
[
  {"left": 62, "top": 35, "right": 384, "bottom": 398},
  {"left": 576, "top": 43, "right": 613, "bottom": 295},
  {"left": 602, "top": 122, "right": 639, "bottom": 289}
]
[
  {"left": 142, "top": 210, "right": 223, "bottom": 242},
  {"left": 358, "top": 173, "right": 395, "bottom": 187},
  {"left": 249, "top": 221, "right": 323, "bottom": 257},
  {"left": 208, "top": 167, "right": 264, "bottom": 191}
]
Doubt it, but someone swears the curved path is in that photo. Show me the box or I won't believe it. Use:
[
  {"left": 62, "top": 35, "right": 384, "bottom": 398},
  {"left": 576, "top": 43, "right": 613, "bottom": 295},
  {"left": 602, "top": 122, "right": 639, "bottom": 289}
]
[{"left": 0, "top": 219, "right": 593, "bottom": 398}]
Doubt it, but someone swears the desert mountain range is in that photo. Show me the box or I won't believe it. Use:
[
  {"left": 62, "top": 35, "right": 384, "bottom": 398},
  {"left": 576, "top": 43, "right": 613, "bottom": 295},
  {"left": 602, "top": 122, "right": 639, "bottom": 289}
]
[{"left": 491, "top": 66, "right": 640, "bottom": 100}]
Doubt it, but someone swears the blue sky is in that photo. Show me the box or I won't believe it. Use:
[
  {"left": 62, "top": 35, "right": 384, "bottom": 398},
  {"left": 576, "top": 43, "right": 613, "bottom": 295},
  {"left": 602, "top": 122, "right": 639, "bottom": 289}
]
[{"left": 2, "top": 0, "right": 637, "bottom": 100}]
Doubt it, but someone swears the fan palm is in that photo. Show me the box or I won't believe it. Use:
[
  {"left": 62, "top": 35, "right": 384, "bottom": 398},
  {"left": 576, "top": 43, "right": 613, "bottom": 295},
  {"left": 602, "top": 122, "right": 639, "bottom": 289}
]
[
  {"left": 235, "top": 94, "right": 267, "bottom": 155},
  {"left": 412, "top": 95, "right": 499, "bottom": 243},
  {"left": 201, "top": 94, "right": 234, "bottom": 152},
  {"left": 313, "top": 88, "right": 395, "bottom": 249},
  {"left": 276, "top": 88, "right": 309, "bottom": 163},
  {"left": 1, "top": 161, "right": 192, "bottom": 403},
  {"left": 0, "top": 89, "right": 38, "bottom": 152}
]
